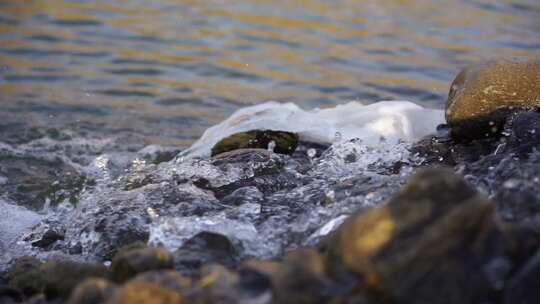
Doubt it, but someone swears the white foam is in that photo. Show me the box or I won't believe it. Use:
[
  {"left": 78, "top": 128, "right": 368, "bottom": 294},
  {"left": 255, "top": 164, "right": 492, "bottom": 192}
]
[
  {"left": 181, "top": 101, "right": 444, "bottom": 158},
  {"left": 0, "top": 200, "right": 42, "bottom": 266}
]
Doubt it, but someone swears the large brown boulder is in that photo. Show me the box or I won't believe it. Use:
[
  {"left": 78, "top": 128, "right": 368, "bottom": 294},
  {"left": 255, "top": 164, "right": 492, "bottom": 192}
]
[
  {"left": 446, "top": 59, "right": 540, "bottom": 140},
  {"left": 326, "top": 168, "right": 510, "bottom": 304}
]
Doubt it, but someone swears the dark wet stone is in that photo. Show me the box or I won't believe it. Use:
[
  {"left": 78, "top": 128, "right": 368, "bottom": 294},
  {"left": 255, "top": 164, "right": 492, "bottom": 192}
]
[
  {"left": 86, "top": 203, "right": 151, "bottom": 260},
  {"left": 7, "top": 256, "right": 45, "bottom": 297},
  {"left": 272, "top": 249, "right": 332, "bottom": 304},
  {"left": 106, "top": 281, "right": 184, "bottom": 304},
  {"left": 111, "top": 247, "right": 174, "bottom": 283},
  {"left": 326, "top": 168, "right": 509, "bottom": 304},
  {"left": 172, "top": 232, "right": 239, "bottom": 277},
  {"left": 0, "top": 285, "right": 23, "bottom": 304},
  {"left": 31, "top": 229, "right": 64, "bottom": 249},
  {"left": 195, "top": 149, "right": 299, "bottom": 199},
  {"left": 42, "top": 260, "right": 108, "bottom": 300},
  {"left": 196, "top": 264, "right": 241, "bottom": 303},
  {"left": 504, "top": 249, "right": 540, "bottom": 304},
  {"left": 0, "top": 154, "right": 88, "bottom": 210},
  {"left": 129, "top": 271, "right": 191, "bottom": 294},
  {"left": 66, "top": 278, "right": 116, "bottom": 304},
  {"left": 446, "top": 59, "right": 540, "bottom": 140},
  {"left": 211, "top": 130, "right": 298, "bottom": 156},
  {"left": 221, "top": 186, "right": 264, "bottom": 206}
]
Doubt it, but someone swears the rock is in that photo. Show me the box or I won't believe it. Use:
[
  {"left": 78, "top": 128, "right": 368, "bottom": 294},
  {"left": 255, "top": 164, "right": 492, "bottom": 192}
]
[
  {"left": 172, "top": 232, "right": 238, "bottom": 277},
  {"left": 0, "top": 153, "right": 88, "bottom": 210},
  {"left": 208, "top": 149, "right": 298, "bottom": 198},
  {"left": 0, "top": 285, "right": 23, "bottom": 304},
  {"left": 129, "top": 271, "right": 191, "bottom": 293},
  {"left": 196, "top": 264, "right": 242, "bottom": 303},
  {"left": 504, "top": 249, "right": 540, "bottom": 304},
  {"left": 7, "top": 256, "right": 45, "bottom": 297},
  {"left": 106, "top": 282, "right": 184, "bottom": 304},
  {"left": 111, "top": 247, "right": 174, "bottom": 283},
  {"left": 42, "top": 260, "right": 109, "bottom": 300},
  {"left": 327, "top": 168, "right": 509, "bottom": 304},
  {"left": 446, "top": 59, "right": 540, "bottom": 140},
  {"left": 271, "top": 249, "right": 331, "bottom": 304},
  {"left": 211, "top": 130, "right": 298, "bottom": 156},
  {"left": 31, "top": 229, "right": 64, "bottom": 249},
  {"left": 66, "top": 278, "right": 116, "bottom": 304}
]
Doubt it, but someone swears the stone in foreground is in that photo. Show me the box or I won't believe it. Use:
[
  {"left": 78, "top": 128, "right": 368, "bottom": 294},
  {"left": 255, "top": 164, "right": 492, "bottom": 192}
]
[
  {"left": 446, "top": 59, "right": 540, "bottom": 140},
  {"left": 327, "top": 168, "right": 509, "bottom": 304}
]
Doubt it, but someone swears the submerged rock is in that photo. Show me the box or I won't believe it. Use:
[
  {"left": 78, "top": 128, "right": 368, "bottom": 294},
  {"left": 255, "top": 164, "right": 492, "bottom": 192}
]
[
  {"left": 446, "top": 59, "right": 540, "bottom": 140},
  {"left": 211, "top": 130, "right": 298, "bottom": 156},
  {"left": 327, "top": 168, "right": 509, "bottom": 304},
  {"left": 0, "top": 154, "right": 87, "bottom": 210}
]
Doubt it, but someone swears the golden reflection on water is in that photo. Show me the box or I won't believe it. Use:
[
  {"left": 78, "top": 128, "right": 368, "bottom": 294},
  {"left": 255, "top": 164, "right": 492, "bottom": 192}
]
[{"left": 0, "top": 0, "right": 538, "bottom": 145}]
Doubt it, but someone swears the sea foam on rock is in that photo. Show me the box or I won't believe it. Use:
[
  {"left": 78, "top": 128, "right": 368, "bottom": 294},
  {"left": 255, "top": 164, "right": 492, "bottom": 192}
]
[
  {"left": 182, "top": 100, "right": 444, "bottom": 158},
  {"left": 446, "top": 59, "right": 540, "bottom": 140}
]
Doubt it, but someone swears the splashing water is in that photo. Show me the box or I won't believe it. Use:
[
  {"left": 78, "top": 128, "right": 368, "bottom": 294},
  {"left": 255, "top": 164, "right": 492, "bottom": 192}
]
[
  {"left": 1, "top": 100, "right": 444, "bottom": 271},
  {"left": 181, "top": 100, "right": 444, "bottom": 158}
]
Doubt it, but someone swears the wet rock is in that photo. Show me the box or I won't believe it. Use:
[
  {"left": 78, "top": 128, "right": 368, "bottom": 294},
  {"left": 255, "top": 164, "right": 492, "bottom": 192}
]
[
  {"left": 199, "top": 149, "right": 298, "bottom": 198},
  {"left": 42, "top": 260, "right": 108, "bottom": 300},
  {"left": 272, "top": 249, "right": 331, "bottom": 304},
  {"left": 446, "top": 59, "right": 540, "bottom": 140},
  {"left": 106, "top": 281, "right": 184, "bottom": 304},
  {"left": 66, "top": 278, "right": 116, "bottom": 304},
  {"left": 31, "top": 229, "right": 64, "bottom": 249},
  {"left": 196, "top": 264, "right": 242, "bottom": 303},
  {"left": 172, "top": 232, "right": 238, "bottom": 277},
  {"left": 211, "top": 130, "right": 298, "bottom": 156},
  {"left": 327, "top": 168, "right": 508, "bottom": 304},
  {"left": 111, "top": 247, "right": 174, "bottom": 283},
  {"left": 504, "top": 249, "right": 540, "bottom": 304},
  {"left": 7, "top": 256, "right": 45, "bottom": 297},
  {"left": 129, "top": 271, "right": 192, "bottom": 294},
  {"left": 0, "top": 154, "right": 87, "bottom": 210},
  {"left": 239, "top": 250, "right": 352, "bottom": 304},
  {"left": 0, "top": 285, "right": 23, "bottom": 304}
]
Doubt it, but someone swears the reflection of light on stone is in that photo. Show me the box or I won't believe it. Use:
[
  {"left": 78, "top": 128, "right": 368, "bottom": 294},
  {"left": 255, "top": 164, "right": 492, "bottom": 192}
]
[{"left": 147, "top": 207, "right": 159, "bottom": 219}]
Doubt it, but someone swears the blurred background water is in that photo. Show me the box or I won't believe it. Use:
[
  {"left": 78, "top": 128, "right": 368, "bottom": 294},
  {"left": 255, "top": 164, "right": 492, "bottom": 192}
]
[{"left": 0, "top": 0, "right": 538, "bottom": 147}]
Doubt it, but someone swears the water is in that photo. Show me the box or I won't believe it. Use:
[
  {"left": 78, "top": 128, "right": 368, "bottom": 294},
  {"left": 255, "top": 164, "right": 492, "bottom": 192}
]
[
  {"left": 1, "top": 0, "right": 539, "bottom": 273},
  {"left": 1, "top": 0, "right": 539, "bottom": 147}
]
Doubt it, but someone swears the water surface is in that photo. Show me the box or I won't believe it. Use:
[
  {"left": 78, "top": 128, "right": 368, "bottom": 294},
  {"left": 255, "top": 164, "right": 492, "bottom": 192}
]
[{"left": 0, "top": 0, "right": 539, "bottom": 146}]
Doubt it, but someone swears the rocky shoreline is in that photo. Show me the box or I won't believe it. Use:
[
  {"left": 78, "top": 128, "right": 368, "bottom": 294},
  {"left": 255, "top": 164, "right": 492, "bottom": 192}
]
[{"left": 2, "top": 58, "right": 540, "bottom": 304}]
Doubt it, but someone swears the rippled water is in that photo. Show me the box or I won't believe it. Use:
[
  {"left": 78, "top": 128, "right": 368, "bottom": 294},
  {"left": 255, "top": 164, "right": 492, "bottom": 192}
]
[{"left": 1, "top": 0, "right": 539, "bottom": 146}]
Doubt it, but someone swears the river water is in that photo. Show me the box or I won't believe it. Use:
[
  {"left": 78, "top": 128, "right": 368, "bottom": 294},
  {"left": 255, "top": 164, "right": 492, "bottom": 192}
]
[{"left": 1, "top": 0, "right": 539, "bottom": 147}]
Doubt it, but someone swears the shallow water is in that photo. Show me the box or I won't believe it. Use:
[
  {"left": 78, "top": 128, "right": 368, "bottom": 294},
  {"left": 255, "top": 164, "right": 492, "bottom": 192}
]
[{"left": 1, "top": 0, "right": 539, "bottom": 146}]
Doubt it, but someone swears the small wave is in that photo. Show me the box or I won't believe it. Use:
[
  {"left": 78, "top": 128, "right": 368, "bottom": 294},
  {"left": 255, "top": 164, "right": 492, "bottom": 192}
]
[{"left": 182, "top": 100, "right": 445, "bottom": 158}]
